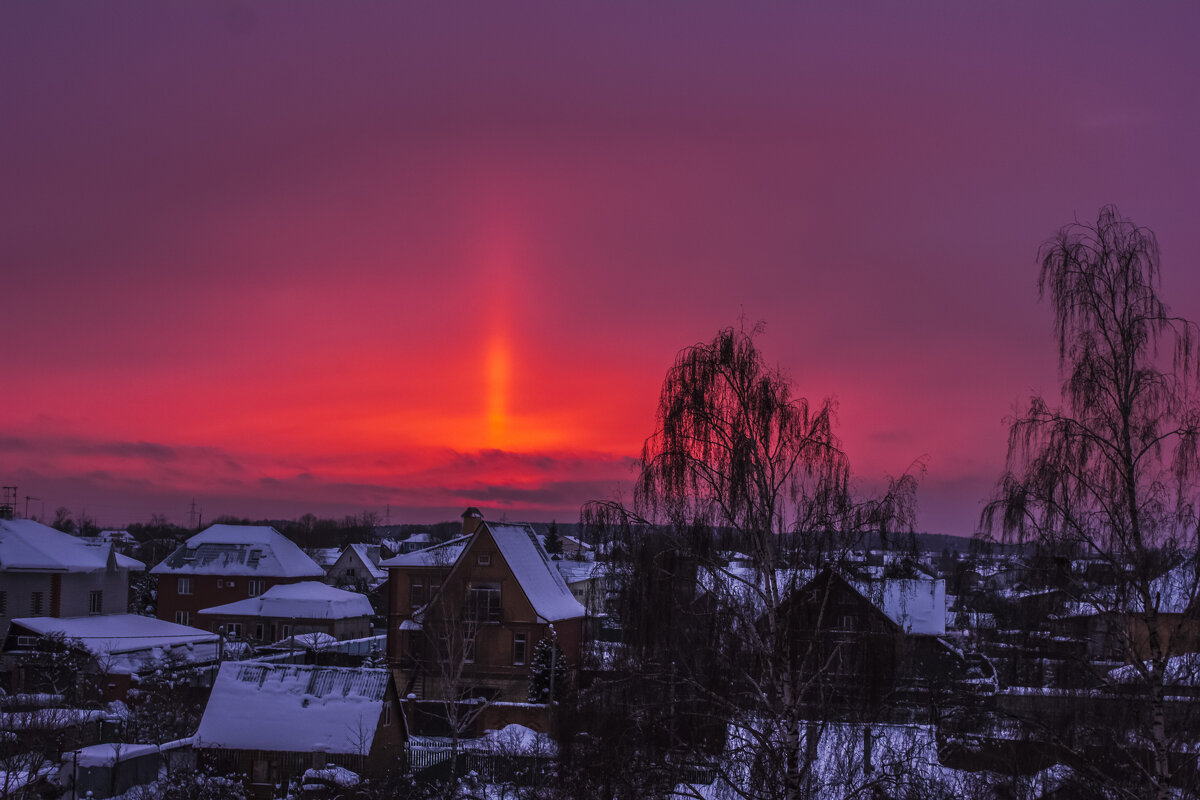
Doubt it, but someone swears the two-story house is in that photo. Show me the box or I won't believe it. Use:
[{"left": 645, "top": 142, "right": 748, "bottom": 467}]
[
  {"left": 150, "top": 525, "right": 324, "bottom": 626},
  {"left": 384, "top": 518, "right": 586, "bottom": 704},
  {"left": 0, "top": 519, "right": 145, "bottom": 640}
]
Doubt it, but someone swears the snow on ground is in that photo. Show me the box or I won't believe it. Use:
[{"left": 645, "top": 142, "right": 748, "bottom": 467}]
[
  {"left": 676, "top": 721, "right": 1070, "bottom": 799},
  {"left": 302, "top": 765, "right": 360, "bottom": 788}
]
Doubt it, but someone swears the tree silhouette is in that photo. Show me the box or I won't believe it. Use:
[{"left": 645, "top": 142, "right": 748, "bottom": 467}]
[{"left": 984, "top": 205, "right": 1200, "bottom": 798}]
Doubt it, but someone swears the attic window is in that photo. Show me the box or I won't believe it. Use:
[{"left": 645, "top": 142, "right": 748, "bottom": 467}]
[{"left": 477, "top": 554, "right": 491, "bottom": 566}]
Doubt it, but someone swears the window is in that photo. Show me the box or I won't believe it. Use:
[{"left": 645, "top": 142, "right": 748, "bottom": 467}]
[
  {"left": 0, "top": 591, "right": 6, "bottom": 616},
  {"left": 513, "top": 633, "right": 527, "bottom": 666},
  {"left": 89, "top": 590, "right": 103, "bottom": 615},
  {"left": 227, "top": 580, "right": 235, "bottom": 588},
  {"left": 223, "top": 623, "right": 242, "bottom": 638},
  {"left": 175, "top": 610, "right": 191, "bottom": 625},
  {"left": 216, "top": 579, "right": 223, "bottom": 588},
  {"left": 249, "top": 579, "right": 264, "bottom": 597},
  {"left": 346, "top": 568, "right": 356, "bottom": 577},
  {"left": 30, "top": 592, "right": 44, "bottom": 616},
  {"left": 279, "top": 624, "right": 291, "bottom": 640},
  {"left": 464, "top": 634, "right": 476, "bottom": 664},
  {"left": 466, "top": 583, "right": 501, "bottom": 622},
  {"left": 255, "top": 623, "right": 265, "bottom": 641},
  {"left": 382, "top": 703, "right": 391, "bottom": 726},
  {"left": 178, "top": 577, "right": 192, "bottom": 595},
  {"left": 477, "top": 553, "right": 491, "bottom": 566},
  {"left": 410, "top": 581, "right": 426, "bottom": 609}
]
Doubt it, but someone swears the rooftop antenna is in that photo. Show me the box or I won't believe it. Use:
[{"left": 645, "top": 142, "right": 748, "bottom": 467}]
[
  {"left": 0, "top": 486, "right": 16, "bottom": 520},
  {"left": 189, "top": 497, "right": 198, "bottom": 529}
]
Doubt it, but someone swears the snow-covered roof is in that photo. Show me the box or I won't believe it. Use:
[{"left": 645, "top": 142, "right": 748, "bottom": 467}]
[
  {"left": 0, "top": 519, "right": 144, "bottom": 572},
  {"left": 198, "top": 581, "right": 373, "bottom": 620},
  {"left": 343, "top": 543, "right": 386, "bottom": 580},
  {"left": 487, "top": 523, "right": 586, "bottom": 623},
  {"left": 1109, "top": 653, "right": 1200, "bottom": 686},
  {"left": 263, "top": 631, "right": 339, "bottom": 651},
  {"left": 309, "top": 547, "right": 341, "bottom": 569},
  {"left": 97, "top": 530, "right": 136, "bottom": 544},
  {"left": 379, "top": 534, "right": 470, "bottom": 568},
  {"left": 556, "top": 560, "right": 599, "bottom": 585},
  {"left": 151, "top": 525, "right": 323, "bottom": 577},
  {"left": 195, "top": 662, "right": 389, "bottom": 754},
  {"left": 9, "top": 614, "right": 219, "bottom": 674},
  {"left": 1150, "top": 560, "right": 1199, "bottom": 614},
  {"left": 851, "top": 577, "right": 946, "bottom": 635},
  {"left": 71, "top": 743, "right": 158, "bottom": 767}
]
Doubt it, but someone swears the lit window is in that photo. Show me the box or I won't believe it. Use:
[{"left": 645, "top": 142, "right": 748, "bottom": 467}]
[{"left": 178, "top": 577, "right": 193, "bottom": 595}]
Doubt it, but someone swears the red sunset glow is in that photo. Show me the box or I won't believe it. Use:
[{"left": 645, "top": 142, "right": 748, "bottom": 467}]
[{"left": 3, "top": 4, "right": 1200, "bottom": 532}]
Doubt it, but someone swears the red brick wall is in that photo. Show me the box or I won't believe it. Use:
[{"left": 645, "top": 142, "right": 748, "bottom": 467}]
[{"left": 156, "top": 574, "right": 300, "bottom": 624}]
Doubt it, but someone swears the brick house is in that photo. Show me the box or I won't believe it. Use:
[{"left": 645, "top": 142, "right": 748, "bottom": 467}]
[
  {"left": 150, "top": 525, "right": 324, "bottom": 627},
  {"left": 197, "top": 581, "right": 373, "bottom": 645},
  {"left": 775, "top": 569, "right": 963, "bottom": 710},
  {"left": 325, "top": 543, "right": 387, "bottom": 591},
  {"left": 384, "top": 518, "right": 586, "bottom": 704}
]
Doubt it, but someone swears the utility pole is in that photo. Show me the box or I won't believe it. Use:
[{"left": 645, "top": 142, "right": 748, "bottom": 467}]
[{"left": 25, "top": 496, "right": 39, "bottom": 519}]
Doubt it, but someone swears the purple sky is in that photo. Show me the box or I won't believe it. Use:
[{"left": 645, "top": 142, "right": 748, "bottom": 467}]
[{"left": 3, "top": 3, "right": 1199, "bottom": 534}]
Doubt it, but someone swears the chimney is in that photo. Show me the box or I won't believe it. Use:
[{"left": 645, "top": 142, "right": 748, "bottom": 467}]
[{"left": 461, "top": 507, "right": 484, "bottom": 536}]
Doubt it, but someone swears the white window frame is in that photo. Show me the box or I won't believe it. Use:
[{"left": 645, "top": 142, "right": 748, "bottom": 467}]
[{"left": 178, "top": 577, "right": 193, "bottom": 595}]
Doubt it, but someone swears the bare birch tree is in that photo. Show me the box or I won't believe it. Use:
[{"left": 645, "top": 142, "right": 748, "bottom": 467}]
[
  {"left": 983, "top": 205, "right": 1200, "bottom": 798},
  {"left": 574, "top": 324, "right": 920, "bottom": 800}
]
